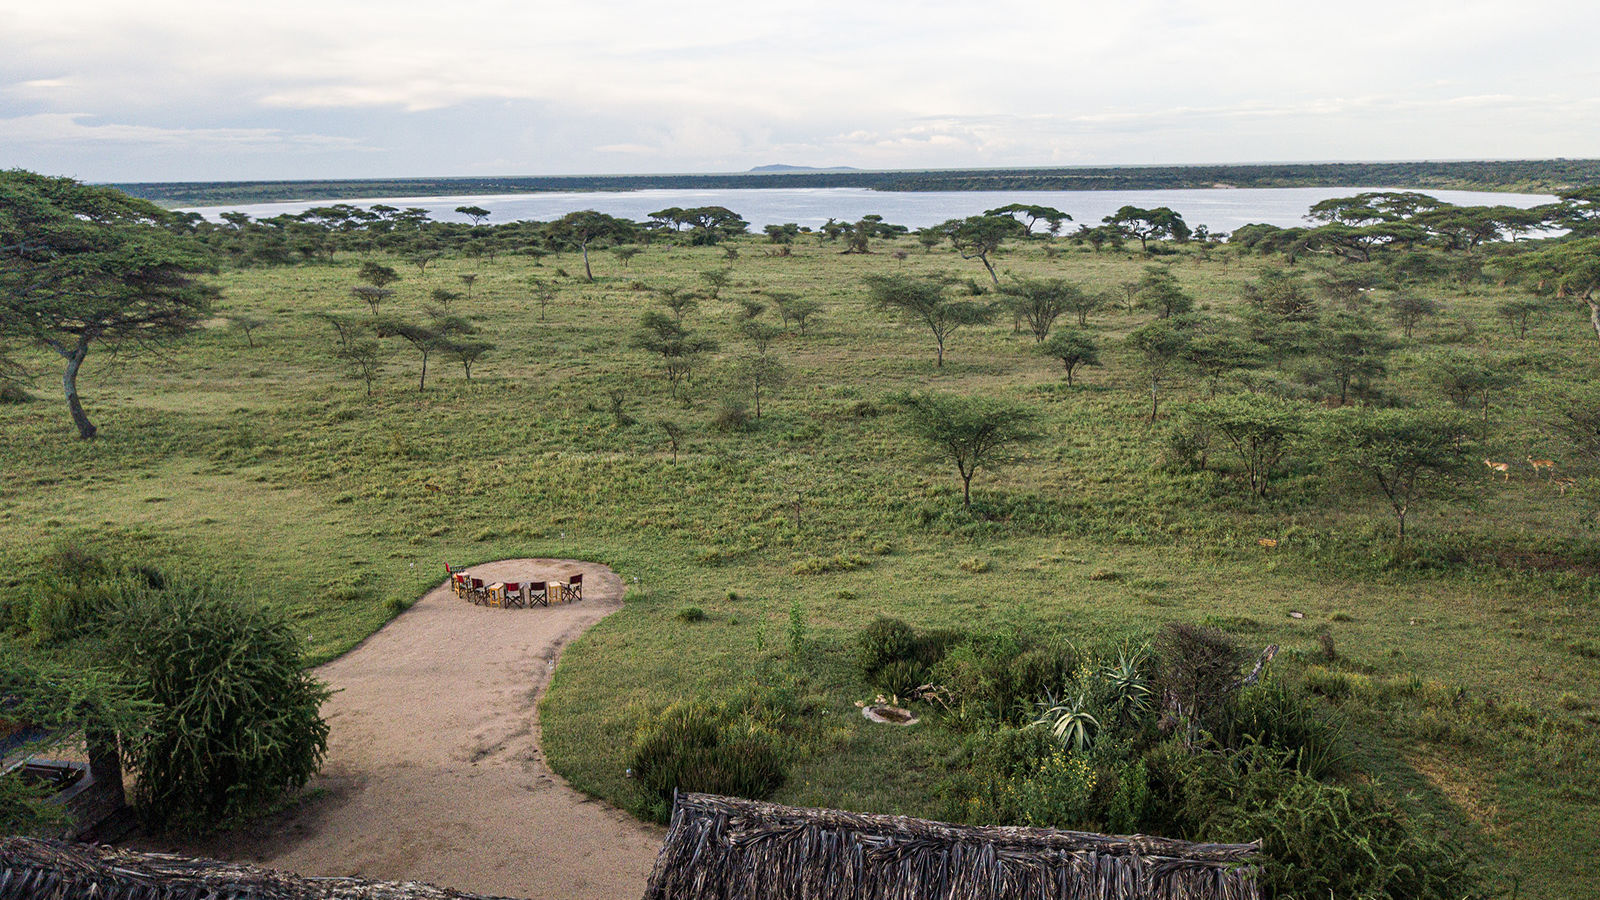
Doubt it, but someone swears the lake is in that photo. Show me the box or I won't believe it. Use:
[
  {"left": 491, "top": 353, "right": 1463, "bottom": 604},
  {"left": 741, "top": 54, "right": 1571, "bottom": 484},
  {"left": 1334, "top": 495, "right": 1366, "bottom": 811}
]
[{"left": 183, "top": 186, "right": 1555, "bottom": 234}]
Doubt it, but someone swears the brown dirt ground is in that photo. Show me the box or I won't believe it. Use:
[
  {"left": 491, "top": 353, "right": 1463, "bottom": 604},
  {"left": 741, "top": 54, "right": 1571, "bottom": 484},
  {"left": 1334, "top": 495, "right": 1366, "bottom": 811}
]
[{"left": 129, "top": 558, "right": 663, "bottom": 900}]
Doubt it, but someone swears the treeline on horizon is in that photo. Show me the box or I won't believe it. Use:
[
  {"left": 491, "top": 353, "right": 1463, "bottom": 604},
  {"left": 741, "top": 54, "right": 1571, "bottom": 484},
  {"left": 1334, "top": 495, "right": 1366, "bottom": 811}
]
[{"left": 112, "top": 158, "right": 1600, "bottom": 207}]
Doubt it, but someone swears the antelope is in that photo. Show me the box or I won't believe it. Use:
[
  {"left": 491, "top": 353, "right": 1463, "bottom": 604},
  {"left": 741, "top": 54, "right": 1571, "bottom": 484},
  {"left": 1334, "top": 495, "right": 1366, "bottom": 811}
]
[
  {"left": 1484, "top": 459, "right": 1510, "bottom": 481},
  {"left": 1527, "top": 456, "right": 1555, "bottom": 478},
  {"left": 1554, "top": 477, "right": 1576, "bottom": 496}
]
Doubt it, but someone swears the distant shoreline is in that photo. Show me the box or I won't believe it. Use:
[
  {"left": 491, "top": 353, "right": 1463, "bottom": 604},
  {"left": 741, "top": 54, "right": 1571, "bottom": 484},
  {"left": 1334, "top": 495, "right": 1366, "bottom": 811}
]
[{"left": 113, "top": 159, "right": 1599, "bottom": 208}]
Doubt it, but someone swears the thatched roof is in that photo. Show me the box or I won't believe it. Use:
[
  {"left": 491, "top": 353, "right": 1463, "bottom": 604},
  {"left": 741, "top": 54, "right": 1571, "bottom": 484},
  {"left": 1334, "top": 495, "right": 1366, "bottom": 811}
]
[
  {"left": 0, "top": 837, "right": 525, "bottom": 900},
  {"left": 643, "top": 793, "right": 1260, "bottom": 900}
]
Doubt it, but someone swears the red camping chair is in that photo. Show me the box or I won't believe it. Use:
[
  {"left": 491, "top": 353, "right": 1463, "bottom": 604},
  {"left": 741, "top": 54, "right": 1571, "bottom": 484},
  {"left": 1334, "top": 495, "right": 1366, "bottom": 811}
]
[
  {"left": 528, "top": 581, "right": 549, "bottom": 608},
  {"left": 561, "top": 573, "right": 583, "bottom": 603}
]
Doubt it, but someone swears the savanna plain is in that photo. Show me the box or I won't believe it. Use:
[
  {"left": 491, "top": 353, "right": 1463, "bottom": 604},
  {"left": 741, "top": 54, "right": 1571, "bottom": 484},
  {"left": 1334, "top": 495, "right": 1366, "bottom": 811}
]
[{"left": 4, "top": 204, "right": 1599, "bottom": 898}]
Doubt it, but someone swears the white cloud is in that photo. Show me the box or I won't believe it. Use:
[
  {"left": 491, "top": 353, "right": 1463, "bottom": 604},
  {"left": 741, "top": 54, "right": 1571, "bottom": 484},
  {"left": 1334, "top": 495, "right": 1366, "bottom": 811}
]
[
  {"left": 0, "top": 113, "right": 365, "bottom": 150},
  {"left": 2, "top": 0, "right": 1599, "bottom": 179}
]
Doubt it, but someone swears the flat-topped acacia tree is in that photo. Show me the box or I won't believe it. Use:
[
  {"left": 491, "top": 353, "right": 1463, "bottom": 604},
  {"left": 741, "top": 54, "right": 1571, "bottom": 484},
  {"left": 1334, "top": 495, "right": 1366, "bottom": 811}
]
[{"left": 0, "top": 170, "right": 216, "bottom": 439}]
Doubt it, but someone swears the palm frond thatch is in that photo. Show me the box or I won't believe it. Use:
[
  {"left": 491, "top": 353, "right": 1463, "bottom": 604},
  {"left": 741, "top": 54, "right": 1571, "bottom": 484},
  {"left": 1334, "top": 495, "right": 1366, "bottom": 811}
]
[
  {"left": 644, "top": 793, "right": 1260, "bottom": 900},
  {"left": 0, "top": 836, "right": 524, "bottom": 900}
]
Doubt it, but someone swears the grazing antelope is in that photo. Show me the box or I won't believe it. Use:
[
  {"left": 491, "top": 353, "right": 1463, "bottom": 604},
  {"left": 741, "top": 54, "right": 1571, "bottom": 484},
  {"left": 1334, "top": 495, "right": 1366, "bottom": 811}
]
[
  {"left": 1484, "top": 459, "right": 1510, "bottom": 481},
  {"left": 1554, "top": 477, "right": 1576, "bottom": 496},
  {"left": 1527, "top": 456, "right": 1555, "bottom": 478}
]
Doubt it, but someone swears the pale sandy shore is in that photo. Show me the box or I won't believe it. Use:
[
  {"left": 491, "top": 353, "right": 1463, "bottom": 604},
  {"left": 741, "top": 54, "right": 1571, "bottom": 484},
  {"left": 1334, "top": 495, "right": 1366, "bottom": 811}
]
[{"left": 130, "top": 558, "right": 662, "bottom": 900}]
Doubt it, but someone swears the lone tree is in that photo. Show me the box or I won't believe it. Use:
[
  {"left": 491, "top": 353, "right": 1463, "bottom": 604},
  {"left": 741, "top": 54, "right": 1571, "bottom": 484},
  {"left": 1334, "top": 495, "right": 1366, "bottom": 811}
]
[
  {"left": 939, "top": 214, "right": 1026, "bottom": 285},
  {"left": 454, "top": 205, "right": 491, "bottom": 226},
  {"left": 1329, "top": 406, "right": 1467, "bottom": 546},
  {"left": 901, "top": 393, "right": 1036, "bottom": 509},
  {"left": 864, "top": 273, "right": 992, "bottom": 367},
  {"left": 0, "top": 170, "right": 217, "bottom": 439},
  {"left": 1038, "top": 328, "right": 1100, "bottom": 386},
  {"left": 544, "top": 210, "right": 636, "bottom": 282}
]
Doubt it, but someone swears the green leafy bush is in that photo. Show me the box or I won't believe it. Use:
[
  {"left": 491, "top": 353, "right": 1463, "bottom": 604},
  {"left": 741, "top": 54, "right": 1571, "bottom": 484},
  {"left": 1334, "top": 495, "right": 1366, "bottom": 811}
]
[
  {"left": 933, "top": 632, "right": 1079, "bottom": 724},
  {"left": 1218, "top": 677, "right": 1353, "bottom": 780},
  {"left": 856, "top": 616, "right": 916, "bottom": 678},
  {"left": 1182, "top": 746, "right": 1483, "bottom": 900},
  {"left": 109, "top": 577, "right": 331, "bottom": 829},
  {"left": 628, "top": 699, "right": 786, "bottom": 822}
]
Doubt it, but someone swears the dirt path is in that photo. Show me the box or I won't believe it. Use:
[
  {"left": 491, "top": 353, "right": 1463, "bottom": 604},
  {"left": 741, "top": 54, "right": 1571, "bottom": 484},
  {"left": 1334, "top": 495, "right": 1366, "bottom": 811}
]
[{"left": 133, "top": 559, "right": 662, "bottom": 900}]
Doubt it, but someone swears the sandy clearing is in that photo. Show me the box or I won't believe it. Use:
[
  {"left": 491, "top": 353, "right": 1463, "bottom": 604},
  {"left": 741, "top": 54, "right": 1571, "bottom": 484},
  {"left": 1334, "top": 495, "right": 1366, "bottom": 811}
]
[{"left": 131, "top": 558, "right": 662, "bottom": 900}]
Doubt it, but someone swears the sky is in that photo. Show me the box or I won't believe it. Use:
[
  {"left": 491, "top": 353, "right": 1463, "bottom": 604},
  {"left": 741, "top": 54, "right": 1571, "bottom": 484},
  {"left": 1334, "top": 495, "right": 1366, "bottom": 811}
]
[{"left": 2, "top": 1, "right": 1598, "bottom": 183}]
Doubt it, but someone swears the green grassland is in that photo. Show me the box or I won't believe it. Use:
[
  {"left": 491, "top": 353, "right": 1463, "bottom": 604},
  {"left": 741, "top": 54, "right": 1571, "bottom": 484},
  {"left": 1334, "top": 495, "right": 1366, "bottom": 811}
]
[{"left": 3, "top": 233, "right": 1598, "bottom": 895}]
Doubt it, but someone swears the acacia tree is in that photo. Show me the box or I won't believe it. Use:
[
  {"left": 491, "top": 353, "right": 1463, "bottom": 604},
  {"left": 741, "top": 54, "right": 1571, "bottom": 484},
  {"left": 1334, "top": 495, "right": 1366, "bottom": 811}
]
[
  {"left": 1329, "top": 407, "right": 1467, "bottom": 545},
  {"left": 1001, "top": 277, "right": 1081, "bottom": 341},
  {"left": 939, "top": 215, "right": 1026, "bottom": 285},
  {"left": 1128, "top": 318, "right": 1194, "bottom": 422},
  {"left": 984, "top": 203, "right": 1072, "bottom": 237},
  {"left": 1136, "top": 267, "right": 1194, "bottom": 319},
  {"left": 1104, "top": 206, "right": 1191, "bottom": 251},
  {"left": 1187, "top": 393, "right": 1306, "bottom": 498},
  {"left": 901, "top": 393, "right": 1036, "bottom": 508},
  {"left": 633, "top": 310, "right": 717, "bottom": 400},
  {"left": 336, "top": 334, "right": 387, "bottom": 396},
  {"left": 454, "top": 205, "right": 491, "bottom": 226},
  {"left": 1502, "top": 238, "right": 1600, "bottom": 345},
  {"left": 0, "top": 170, "right": 217, "bottom": 439},
  {"left": 864, "top": 273, "right": 992, "bottom": 367},
  {"left": 1388, "top": 293, "right": 1440, "bottom": 338},
  {"left": 735, "top": 353, "right": 787, "bottom": 419},
  {"left": 1038, "top": 329, "right": 1100, "bottom": 386},
  {"left": 544, "top": 210, "right": 636, "bottom": 281},
  {"left": 1315, "top": 311, "right": 1397, "bottom": 404}
]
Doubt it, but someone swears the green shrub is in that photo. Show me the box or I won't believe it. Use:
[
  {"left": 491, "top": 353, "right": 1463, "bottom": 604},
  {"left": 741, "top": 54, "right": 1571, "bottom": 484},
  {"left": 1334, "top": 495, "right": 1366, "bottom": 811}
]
[
  {"left": 711, "top": 399, "right": 752, "bottom": 432},
  {"left": 933, "top": 633, "right": 1079, "bottom": 724},
  {"left": 109, "top": 577, "right": 331, "bottom": 829},
  {"left": 676, "top": 606, "right": 706, "bottom": 622},
  {"left": 856, "top": 616, "right": 916, "bottom": 677},
  {"left": 1186, "top": 746, "right": 1483, "bottom": 900},
  {"left": 628, "top": 699, "right": 786, "bottom": 822},
  {"left": 1218, "top": 677, "right": 1353, "bottom": 780},
  {"left": 875, "top": 659, "right": 928, "bottom": 696}
]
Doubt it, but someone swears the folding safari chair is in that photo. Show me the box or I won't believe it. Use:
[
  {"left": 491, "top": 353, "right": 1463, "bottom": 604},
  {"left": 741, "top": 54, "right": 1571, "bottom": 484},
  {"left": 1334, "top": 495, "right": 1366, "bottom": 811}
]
[
  {"left": 528, "top": 580, "right": 549, "bottom": 608},
  {"left": 501, "top": 581, "right": 525, "bottom": 608},
  {"left": 561, "top": 573, "right": 583, "bottom": 603}
]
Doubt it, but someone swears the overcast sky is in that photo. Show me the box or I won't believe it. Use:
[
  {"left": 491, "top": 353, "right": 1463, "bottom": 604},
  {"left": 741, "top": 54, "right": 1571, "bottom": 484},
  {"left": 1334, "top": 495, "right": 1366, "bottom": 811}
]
[{"left": 3, "top": 1, "right": 1598, "bottom": 183}]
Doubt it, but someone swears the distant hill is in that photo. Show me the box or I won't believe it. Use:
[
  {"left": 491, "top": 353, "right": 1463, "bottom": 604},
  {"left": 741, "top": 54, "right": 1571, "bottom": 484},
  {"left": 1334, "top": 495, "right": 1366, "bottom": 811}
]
[{"left": 749, "top": 164, "right": 862, "bottom": 173}]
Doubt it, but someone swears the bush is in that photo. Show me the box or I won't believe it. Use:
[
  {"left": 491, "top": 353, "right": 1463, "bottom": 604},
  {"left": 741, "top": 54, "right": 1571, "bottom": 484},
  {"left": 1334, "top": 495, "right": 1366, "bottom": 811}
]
[
  {"left": 628, "top": 699, "right": 786, "bottom": 822},
  {"left": 1217, "top": 677, "right": 1353, "bottom": 780},
  {"left": 1184, "top": 746, "right": 1483, "bottom": 900},
  {"left": 1153, "top": 623, "right": 1246, "bottom": 733},
  {"left": 109, "top": 577, "right": 331, "bottom": 829},
  {"left": 676, "top": 606, "right": 706, "bottom": 622},
  {"left": 711, "top": 399, "right": 752, "bottom": 432},
  {"left": 14, "top": 540, "right": 150, "bottom": 645},
  {"left": 875, "top": 659, "right": 928, "bottom": 696},
  {"left": 856, "top": 616, "right": 916, "bottom": 678},
  {"left": 933, "top": 632, "right": 1079, "bottom": 724}
]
